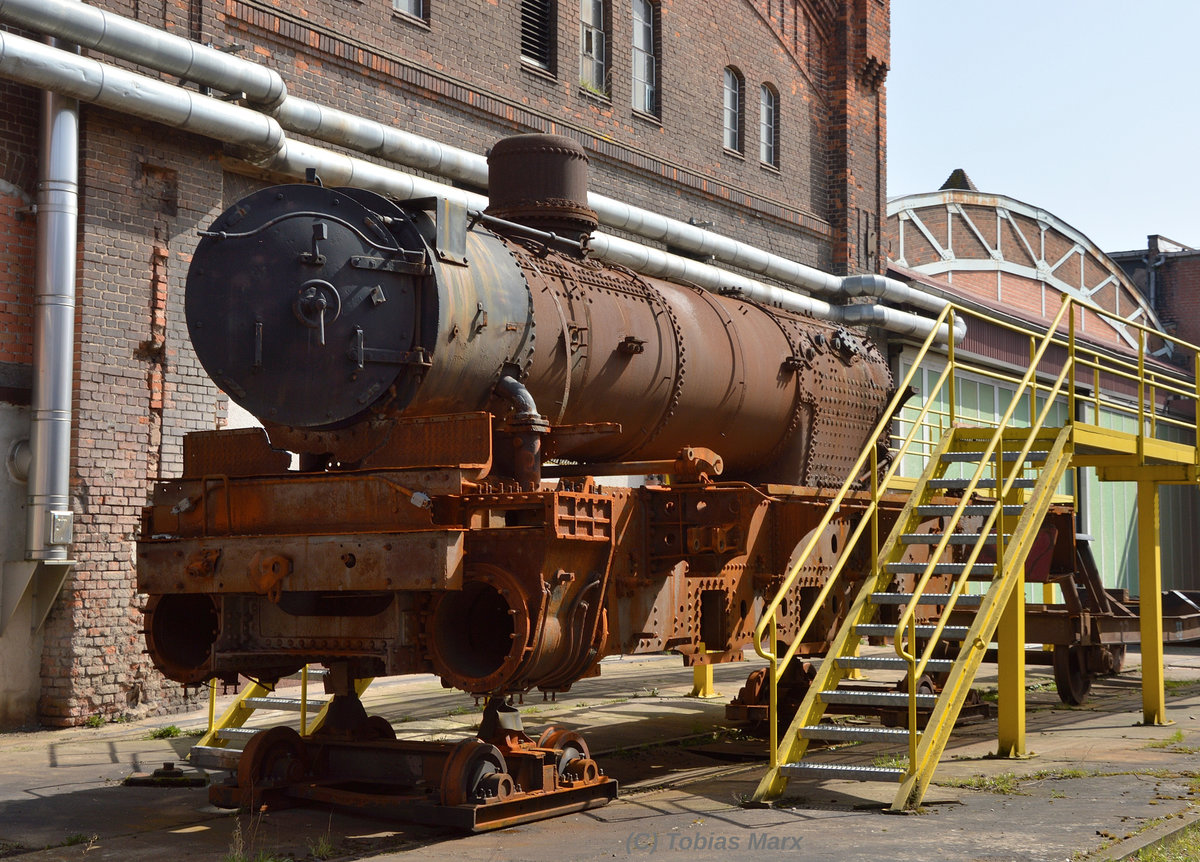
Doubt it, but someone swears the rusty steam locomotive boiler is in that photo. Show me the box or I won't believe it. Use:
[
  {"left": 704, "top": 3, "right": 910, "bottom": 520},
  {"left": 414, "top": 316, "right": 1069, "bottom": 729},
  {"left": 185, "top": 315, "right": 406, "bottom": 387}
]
[{"left": 137, "top": 134, "right": 904, "bottom": 827}]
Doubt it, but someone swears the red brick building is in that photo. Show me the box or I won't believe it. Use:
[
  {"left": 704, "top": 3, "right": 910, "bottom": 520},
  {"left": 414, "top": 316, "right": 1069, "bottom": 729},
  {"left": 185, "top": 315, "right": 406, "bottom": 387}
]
[{"left": 0, "top": 1, "right": 892, "bottom": 727}]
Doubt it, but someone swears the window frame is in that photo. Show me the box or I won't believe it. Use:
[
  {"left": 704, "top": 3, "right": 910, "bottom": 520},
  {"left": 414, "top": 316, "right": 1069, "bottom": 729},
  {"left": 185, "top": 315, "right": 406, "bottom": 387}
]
[
  {"left": 759, "top": 82, "right": 779, "bottom": 168},
  {"left": 521, "top": 0, "right": 557, "bottom": 73},
  {"left": 631, "top": 0, "right": 659, "bottom": 117},
  {"left": 579, "top": 0, "right": 610, "bottom": 97},
  {"left": 723, "top": 66, "right": 744, "bottom": 154}
]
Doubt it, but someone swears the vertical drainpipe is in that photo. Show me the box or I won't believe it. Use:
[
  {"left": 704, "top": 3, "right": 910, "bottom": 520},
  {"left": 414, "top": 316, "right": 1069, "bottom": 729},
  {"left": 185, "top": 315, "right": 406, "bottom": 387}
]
[{"left": 1, "top": 34, "right": 78, "bottom": 634}]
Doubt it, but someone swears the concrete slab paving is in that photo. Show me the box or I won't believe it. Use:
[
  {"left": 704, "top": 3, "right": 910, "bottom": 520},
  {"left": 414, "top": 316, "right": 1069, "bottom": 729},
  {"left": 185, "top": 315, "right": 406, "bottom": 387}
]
[{"left": 2, "top": 647, "right": 1200, "bottom": 861}]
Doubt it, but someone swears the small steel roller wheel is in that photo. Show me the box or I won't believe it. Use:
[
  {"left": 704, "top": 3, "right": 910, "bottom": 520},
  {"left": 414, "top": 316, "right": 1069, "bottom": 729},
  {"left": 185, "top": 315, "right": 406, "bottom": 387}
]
[
  {"left": 238, "top": 726, "right": 308, "bottom": 791},
  {"left": 440, "top": 739, "right": 509, "bottom": 807},
  {"left": 537, "top": 728, "right": 591, "bottom": 777}
]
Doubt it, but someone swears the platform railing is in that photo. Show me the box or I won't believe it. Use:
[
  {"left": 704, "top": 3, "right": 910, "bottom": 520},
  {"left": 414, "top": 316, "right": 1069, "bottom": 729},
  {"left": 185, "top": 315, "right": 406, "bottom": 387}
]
[{"left": 753, "top": 292, "right": 1200, "bottom": 782}]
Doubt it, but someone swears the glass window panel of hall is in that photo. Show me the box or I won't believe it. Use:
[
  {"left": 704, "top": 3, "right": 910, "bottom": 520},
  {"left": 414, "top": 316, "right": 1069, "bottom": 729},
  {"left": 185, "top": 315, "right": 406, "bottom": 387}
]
[
  {"left": 580, "top": 0, "right": 608, "bottom": 95},
  {"left": 522, "top": 0, "right": 555, "bottom": 70},
  {"left": 632, "top": 0, "right": 657, "bottom": 114},
  {"left": 723, "top": 67, "right": 743, "bottom": 152}
]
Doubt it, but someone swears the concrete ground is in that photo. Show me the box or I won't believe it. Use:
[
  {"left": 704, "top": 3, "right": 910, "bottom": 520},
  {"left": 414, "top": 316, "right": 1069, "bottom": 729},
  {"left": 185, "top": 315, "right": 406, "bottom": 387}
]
[{"left": 3, "top": 646, "right": 1200, "bottom": 862}]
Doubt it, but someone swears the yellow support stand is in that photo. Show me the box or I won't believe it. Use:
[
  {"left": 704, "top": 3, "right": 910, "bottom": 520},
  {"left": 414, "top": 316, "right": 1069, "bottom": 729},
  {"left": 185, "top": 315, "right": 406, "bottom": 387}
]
[
  {"left": 1137, "top": 481, "right": 1168, "bottom": 726},
  {"left": 996, "top": 579, "right": 1027, "bottom": 757},
  {"left": 687, "top": 642, "right": 722, "bottom": 698}
]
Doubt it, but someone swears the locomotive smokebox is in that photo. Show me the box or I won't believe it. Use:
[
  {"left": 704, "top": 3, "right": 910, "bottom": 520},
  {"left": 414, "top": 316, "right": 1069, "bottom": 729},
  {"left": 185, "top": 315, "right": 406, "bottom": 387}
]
[{"left": 486, "top": 134, "right": 598, "bottom": 236}]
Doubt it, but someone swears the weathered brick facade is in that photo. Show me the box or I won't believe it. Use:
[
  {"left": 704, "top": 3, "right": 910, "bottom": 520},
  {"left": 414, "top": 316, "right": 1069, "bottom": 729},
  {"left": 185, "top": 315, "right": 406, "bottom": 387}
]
[{"left": 0, "top": 0, "right": 889, "bottom": 727}]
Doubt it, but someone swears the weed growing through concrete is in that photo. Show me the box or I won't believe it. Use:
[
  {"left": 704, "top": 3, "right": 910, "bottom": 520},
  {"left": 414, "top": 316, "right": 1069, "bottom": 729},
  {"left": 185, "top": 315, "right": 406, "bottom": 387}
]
[
  {"left": 84, "top": 715, "right": 104, "bottom": 728},
  {"left": 1145, "top": 730, "right": 1186, "bottom": 750},
  {"left": 936, "top": 772, "right": 1022, "bottom": 794},
  {"left": 149, "top": 725, "right": 182, "bottom": 739},
  {"left": 1132, "top": 819, "right": 1200, "bottom": 861},
  {"left": 872, "top": 753, "right": 909, "bottom": 770}
]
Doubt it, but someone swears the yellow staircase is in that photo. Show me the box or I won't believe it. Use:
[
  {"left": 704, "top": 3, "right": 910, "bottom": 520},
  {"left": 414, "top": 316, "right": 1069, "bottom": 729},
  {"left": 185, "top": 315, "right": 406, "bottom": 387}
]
[
  {"left": 752, "top": 291, "right": 1200, "bottom": 808},
  {"left": 751, "top": 299, "right": 1088, "bottom": 810},
  {"left": 754, "top": 423, "right": 1072, "bottom": 810},
  {"left": 191, "top": 667, "right": 373, "bottom": 770}
]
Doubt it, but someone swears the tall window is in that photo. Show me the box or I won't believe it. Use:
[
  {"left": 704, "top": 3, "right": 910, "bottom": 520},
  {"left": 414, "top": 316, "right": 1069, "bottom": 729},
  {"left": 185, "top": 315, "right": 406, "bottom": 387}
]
[
  {"left": 723, "top": 67, "right": 744, "bottom": 153},
  {"left": 632, "top": 0, "right": 658, "bottom": 115},
  {"left": 579, "top": 0, "right": 608, "bottom": 95},
  {"left": 759, "top": 83, "right": 779, "bottom": 167},
  {"left": 393, "top": 0, "right": 425, "bottom": 20},
  {"left": 522, "top": 0, "right": 555, "bottom": 71}
]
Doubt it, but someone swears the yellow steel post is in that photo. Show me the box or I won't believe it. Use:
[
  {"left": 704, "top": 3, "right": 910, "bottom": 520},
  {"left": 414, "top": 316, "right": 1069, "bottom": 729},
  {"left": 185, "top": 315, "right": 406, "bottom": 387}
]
[
  {"left": 1137, "top": 480, "right": 1167, "bottom": 726},
  {"left": 207, "top": 678, "right": 216, "bottom": 735},
  {"left": 1194, "top": 352, "right": 1200, "bottom": 466},
  {"left": 688, "top": 643, "right": 720, "bottom": 698},
  {"left": 947, "top": 309, "right": 957, "bottom": 428},
  {"left": 1067, "top": 298, "right": 1076, "bottom": 433},
  {"left": 1137, "top": 330, "right": 1146, "bottom": 462},
  {"left": 1028, "top": 336, "right": 1037, "bottom": 427},
  {"left": 997, "top": 450, "right": 1026, "bottom": 757},
  {"left": 300, "top": 665, "right": 310, "bottom": 736},
  {"left": 768, "top": 618, "right": 778, "bottom": 768}
]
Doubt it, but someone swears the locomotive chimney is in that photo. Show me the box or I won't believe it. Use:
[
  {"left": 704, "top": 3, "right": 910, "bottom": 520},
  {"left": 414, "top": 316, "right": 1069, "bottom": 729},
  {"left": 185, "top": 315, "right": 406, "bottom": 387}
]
[{"left": 486, "top": 134, "right": 598, "bottom": 237}]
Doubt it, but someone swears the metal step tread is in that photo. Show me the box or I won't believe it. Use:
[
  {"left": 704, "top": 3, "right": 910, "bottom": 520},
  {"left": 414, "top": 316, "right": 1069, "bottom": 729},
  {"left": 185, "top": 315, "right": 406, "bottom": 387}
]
[
  {"left": 941, "top": 450, "right": 1048, "bottom": 463},
  {"left": 820, "top": 690, "right": 939, "bottom": 708},
  {"left": 836, "top": 656, "right": 956, "bottom": 673},
  {"left": 213, "top": 726, "right": 262, "bottom": 739},
  {"left": 855, "top": 622, "right": 970, "bottom": 639},
  {"left": 870, "top": 591, "right": 984, "bottom": 606},
  {"left": 916, "top": 504, "right": 1024, "bottom": 517},
  {"left": 780, "top": 762, "right": 904, "bottom": 782},
  {"left": 901, "top": 533, "right": 1006, "bottom": 545},
  {"left": 190, "top": 744, "right": 243, "bottom": 770},
  {"left": 927, "top": 478, "right": 1037, "bottom": 489},
  {"left": 886, "top": 562, "right": 996, "bottom": 576},
  {"left": 242, "top": 696, "right": 328, "bottom": 712},
  {"left": 799, "top": 724, "right": 912, "bottom": 744}
]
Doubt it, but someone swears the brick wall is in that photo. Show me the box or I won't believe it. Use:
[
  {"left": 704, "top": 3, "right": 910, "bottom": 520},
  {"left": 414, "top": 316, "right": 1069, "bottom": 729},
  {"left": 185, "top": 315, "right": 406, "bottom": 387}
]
[
  {"left": 37, "top": 111, "right": 225, "bottom": 725},
  {"left": 3, "top": 0, "right": 889, "bottom": 725}
]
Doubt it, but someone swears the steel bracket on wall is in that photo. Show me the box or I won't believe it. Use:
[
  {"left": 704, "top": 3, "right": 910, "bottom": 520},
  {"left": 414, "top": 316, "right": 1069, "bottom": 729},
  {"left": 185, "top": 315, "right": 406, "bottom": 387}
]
[{"left": 1, "top": 559, "right": 74, "bottom": 635}]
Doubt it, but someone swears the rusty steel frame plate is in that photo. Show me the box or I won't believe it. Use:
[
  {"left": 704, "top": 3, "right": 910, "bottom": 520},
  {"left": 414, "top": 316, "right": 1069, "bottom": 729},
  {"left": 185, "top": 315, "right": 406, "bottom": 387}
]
[
  {"left": 284, "top": 777, "right": 617, "bottom": 831},
  {"left": 137, "top": 529, "right": 464, "bottom": 594}
]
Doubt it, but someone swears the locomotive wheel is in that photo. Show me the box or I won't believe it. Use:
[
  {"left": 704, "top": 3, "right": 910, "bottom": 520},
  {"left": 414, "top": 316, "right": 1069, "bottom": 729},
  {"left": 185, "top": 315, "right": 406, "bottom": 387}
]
[
  {"left": 238, "top": 726, "right": 308, "bottom": 790},
  {"left": 1053, "top": 644, "right": 1092, "bottom": 706},
  {"left": 440, "top": 739, "right": 510, "bottom": 807},
  {"left": 537, "top": 728, "right": 591, "bottom": 777}
]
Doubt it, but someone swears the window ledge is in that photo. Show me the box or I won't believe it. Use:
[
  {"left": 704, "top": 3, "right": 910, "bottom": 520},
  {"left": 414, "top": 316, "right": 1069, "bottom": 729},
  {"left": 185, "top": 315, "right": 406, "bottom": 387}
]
[
  {"left": 521, "top": 60, "right": 558, "bottom": 83},
  {"left": 723, "top": 147, "right": 745, "bottom": 161},
  {"left": 392, "top": 12, "right": 431, "bottom": 30},
  {"left": 632, "top": 109, "right": 662, "bottom": 127},
  {"left": 759, "top": 162, "right": 781, "bottom": 175},
  {"left": 579, "top": 86, "right": 612, "bottom": 106}
]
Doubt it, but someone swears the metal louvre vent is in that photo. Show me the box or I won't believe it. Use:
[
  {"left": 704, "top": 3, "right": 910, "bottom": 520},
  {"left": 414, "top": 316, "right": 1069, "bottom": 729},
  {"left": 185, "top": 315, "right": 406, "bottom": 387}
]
[{"left": 521, "top": 0, "right": 555, "bottom": 69}]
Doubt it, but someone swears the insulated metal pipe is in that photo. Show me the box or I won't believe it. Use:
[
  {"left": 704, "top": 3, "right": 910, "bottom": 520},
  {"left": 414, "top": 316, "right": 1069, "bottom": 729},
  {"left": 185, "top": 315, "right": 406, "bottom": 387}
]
[
  {"left": 25, "top": 36, "right": 78, "bottom": 563},
  {"left": 0, "top": 0, "right": 949, "bottom": 318},
  {"left": 0, "top": 31, "right": 284, "bottom": 154},
  {"left": 0, "top": 0, "right": 286, "bottom": 107},
  {"left": 0, "top": 31, "right": 960, "bottom": 343}
]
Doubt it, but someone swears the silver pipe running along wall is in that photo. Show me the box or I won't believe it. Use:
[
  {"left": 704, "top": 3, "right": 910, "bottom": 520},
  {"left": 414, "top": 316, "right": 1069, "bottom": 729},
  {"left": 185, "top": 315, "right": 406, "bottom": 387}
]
[{"left": 0, "top": 0, "right": 963, "bottom": 341}]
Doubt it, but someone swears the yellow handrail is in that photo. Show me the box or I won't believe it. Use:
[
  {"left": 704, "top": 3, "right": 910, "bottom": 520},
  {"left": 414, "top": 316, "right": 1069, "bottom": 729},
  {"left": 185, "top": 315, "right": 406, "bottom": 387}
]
[{"left": 754, "top": 290, "right": 1200, "bottom": 781}]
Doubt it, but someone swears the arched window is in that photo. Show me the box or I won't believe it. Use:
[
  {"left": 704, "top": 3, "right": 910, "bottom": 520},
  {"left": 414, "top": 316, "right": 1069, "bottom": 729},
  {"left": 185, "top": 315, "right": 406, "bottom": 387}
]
[
  {"left": 632, "top": 0, "right": 659, "bottom": 116},
  {"left": 723, "top": 67, "right": 744, "bottom": 153},
  {"left": 760, "top": 83, "right": 779, "bottom": 167}
]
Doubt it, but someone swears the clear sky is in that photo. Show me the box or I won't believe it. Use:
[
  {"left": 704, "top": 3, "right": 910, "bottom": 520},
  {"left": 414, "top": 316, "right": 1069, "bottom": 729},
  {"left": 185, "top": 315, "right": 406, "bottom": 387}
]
[{"left": 887, "top": 1, "right": 1200, "bottom": 254}]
